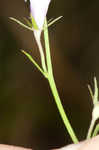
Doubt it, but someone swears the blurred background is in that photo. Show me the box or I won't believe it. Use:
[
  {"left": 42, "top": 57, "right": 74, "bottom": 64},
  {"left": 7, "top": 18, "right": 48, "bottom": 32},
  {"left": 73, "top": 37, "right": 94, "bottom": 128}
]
[{"left": 0, "top": 0, "right": 99, "bottom": 149}]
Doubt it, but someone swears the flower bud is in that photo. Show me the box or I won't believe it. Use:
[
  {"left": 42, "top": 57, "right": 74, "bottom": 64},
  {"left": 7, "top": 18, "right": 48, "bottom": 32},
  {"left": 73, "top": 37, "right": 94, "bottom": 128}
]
[{"left": 30, "top": 0, "right": 51, "bottom": 30}]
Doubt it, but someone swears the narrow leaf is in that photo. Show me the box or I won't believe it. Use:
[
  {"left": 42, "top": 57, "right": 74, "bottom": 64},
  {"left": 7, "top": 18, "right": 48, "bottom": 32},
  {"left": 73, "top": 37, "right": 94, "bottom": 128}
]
[
  {"left": 30, "top": 14, "right": 39, "bottom": 30},
  {"left": 21, "top": 50, "right": 46, "bottom": 77},
  {"left": 9, "top": 17, "right": 33, "bottom": 31},
  {"left": 88, "top": 84, "right": 94, "bottom": 100},
  {"left": 48, "top": 16, "right": 63, "bottom": 27},
  {"left": 92, "top": 123, "right": 99, "bottom": 137},
  {"left": 94, "top": 77, "right": 98, "bottom": 104},
  {"left": 24, "top": 17, "right": 32, "bottom": 28},
  {"left": 48, "top": 18, "right": 53, "bottom": 24}
]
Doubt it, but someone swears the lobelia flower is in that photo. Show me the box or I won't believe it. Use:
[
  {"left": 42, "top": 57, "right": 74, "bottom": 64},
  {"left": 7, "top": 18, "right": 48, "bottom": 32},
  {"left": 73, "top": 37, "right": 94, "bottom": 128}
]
[{"left": 29, "top": 0, "right": 51, "bottom": 30}]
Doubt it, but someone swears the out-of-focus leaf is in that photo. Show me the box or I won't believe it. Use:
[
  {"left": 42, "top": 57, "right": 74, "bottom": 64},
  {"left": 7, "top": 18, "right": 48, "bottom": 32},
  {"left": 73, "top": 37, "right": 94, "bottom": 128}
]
[
  {"left": 24, "top": 17, "right": 33, "bottom": 28},
  {"left": 48, "top": 16, "right": 63, "bottom": 27},
  {"left": 94, "top": 77, "right": 98, "bottom": 104},
  {"left": 92, "top": 123, "right": 99, "bottom": 137}
]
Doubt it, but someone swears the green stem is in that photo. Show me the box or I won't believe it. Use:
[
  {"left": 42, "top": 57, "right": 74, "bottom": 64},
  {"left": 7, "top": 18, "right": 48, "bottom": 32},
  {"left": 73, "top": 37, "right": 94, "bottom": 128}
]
[
  {"left": 44, "top": 19, "right": 53, "bottom": 75},
  {"left": 87, "top": 119, "right": 95, "bottom": 139},
  {"left": 48, "top": 75, "right": 78, "bottom": 143},
  {"left": 34, "top": 30, "right": 47, "bottom": 73},
  {"left": 44, "top": 18, "right": 78, "bottom": 143}
]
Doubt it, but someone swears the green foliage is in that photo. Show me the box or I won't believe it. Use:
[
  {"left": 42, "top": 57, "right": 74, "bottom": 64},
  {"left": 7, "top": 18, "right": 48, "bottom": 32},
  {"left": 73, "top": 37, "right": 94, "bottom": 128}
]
[
  {"left": 10, "top": 17, "right": 33, "bottom": 31},
  {"left": 21, "top": 50, "right": 46, "bottom": 77},
  {"left": 30, "top": 14, "right": 39, "bottom": 30},
  {"left": 92, "top": 123, "right": 99, "bottom": 137},
  {"left": 48, "top": 16, "right": 63, "bottom": 28},
  {"left": 24, "top": 17, "right": 33, "bottom": 28},
  {"left": 87, "top": 77, "right": 99, "bottom": 139}
]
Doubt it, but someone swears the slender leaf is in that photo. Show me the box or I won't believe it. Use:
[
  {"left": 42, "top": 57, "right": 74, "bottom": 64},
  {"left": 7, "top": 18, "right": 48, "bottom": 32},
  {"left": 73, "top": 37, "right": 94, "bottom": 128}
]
[
  {"left": 88, "top": 84, "right": 94, "bottom": 100},
  {"left": 30, "top": 14, "right": 39, "bottom": 30},
  {"left": 48, "top": 16, "right": 63, "bottom": 27},
  {"left": 48, "top": 18, "right": 53, "bottom": 23},
  {"left": 94, "top": 77, "right": 98, "bottom": 104},
  {"left": 92, "top": 123, "right": 99, "bottom": 137},
  {"left": 24, "top": 17, "right": 32, "bottom": 28},
  {"left": 21, "top": 50, "right": 46, "bottom": 77},
  {"left": 10, "top": 17, "right": 33, "bottom": 31}
]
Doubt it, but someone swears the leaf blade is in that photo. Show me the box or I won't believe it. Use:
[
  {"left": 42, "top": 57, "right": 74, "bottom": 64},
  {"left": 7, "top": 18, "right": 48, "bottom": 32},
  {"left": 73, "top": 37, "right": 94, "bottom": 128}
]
[
  {"left": 10, "top": 17, "right": 33, "bottom": 31},
  {"left": 21, "top": 50, "right": 47, "bottom": 77}
]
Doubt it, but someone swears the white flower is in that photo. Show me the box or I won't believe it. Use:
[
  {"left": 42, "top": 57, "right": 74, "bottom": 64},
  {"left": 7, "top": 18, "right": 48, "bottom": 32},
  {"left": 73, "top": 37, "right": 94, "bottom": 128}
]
[{"left": 30, "top": 0, "right": 51, "bottom": 30}]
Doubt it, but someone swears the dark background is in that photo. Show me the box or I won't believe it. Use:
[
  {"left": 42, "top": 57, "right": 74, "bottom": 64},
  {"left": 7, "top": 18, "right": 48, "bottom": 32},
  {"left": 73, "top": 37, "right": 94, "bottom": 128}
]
[{"left": 0, "top": 0, "right": 99, "bottom": 149}]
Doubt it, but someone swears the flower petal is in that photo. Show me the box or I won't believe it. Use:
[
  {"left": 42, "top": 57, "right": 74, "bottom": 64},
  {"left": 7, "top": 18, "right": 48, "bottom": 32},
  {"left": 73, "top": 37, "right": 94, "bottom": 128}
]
[{"left": 30, "top": 0, "right": 51, "bottom": 29}]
